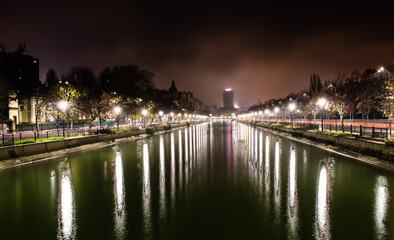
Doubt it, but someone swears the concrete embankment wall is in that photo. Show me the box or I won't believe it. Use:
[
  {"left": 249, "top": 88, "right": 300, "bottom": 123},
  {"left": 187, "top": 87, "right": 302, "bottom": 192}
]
[
  {"left": 243, "top": 122, "right": 394, "bottom": 161},
  {"left": 0, "top": 123, "right": 188, "bottom": 162}
]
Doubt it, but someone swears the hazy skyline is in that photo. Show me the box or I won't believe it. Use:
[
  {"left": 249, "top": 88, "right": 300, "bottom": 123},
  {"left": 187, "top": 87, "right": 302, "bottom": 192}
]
[{"left": 1, "top": 1, "right": 393, "bottom": 107}]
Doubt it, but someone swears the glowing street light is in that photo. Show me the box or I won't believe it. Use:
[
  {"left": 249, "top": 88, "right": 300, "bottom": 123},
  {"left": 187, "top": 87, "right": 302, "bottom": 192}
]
[
  {"left": 288, "top": 103, "right": 296, "bottom": 127},
  {"left": 142, "top": 109, "right": 148, "bottom": 128},
  {"left": 317, "top": 98, "right": 327, "bottom": 131},
  {"left": 58, "top": 100, "right": 69, "bottom": 112},
  {"left": 159, "top": 111, "right": 164, "bottom": 123},
  {"left": 58, "top": 100, "right": 70, "bottom": 137},
  {"left": 114, "top": 106, "right": 121, "bottom": 130},
  {"left": 288, "top": 103, "right": 296, "bottom": 112},
  {"left": 274, "top": 107, "right": 280, "bottom": 123},
  {"left": 258, "top": 111, "right": 262, "bottom": 121},
  {"left": 317, "top": 98, "right": 327, "bottom": 108},
  {"left": 377, "top": 66, "right": 392, "bottom": 139}
]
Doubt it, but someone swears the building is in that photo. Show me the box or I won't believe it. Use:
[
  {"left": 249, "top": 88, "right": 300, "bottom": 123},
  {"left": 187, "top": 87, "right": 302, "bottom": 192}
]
[
  {"left": 156, "top": 79, "right": 204, "bottom": 113},
  {"left": 223, "top": 88, "right": 234, "bottom": 109},
  {"left": 0, "top": 48, "right": 45, "bottom": 128},
  {"left": 220, "top": 88, "right": 237, "bottom": 116}
]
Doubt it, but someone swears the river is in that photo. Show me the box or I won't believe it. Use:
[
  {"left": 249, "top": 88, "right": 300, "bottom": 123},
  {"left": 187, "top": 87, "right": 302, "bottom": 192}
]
[{"left": 0, "top": 121, "right": 393, "bottom": 239}]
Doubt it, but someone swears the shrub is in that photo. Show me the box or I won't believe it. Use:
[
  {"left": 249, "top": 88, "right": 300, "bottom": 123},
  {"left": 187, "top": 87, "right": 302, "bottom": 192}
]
[
  {"left": 14, "top": 139, "right": 36, "bottom": 145},
  {"left": 269, "top": 123, "right": 283, "bottom": 128},
  {"left": 98, "top": 128, "right": 116, "bottom": 134},
  {"left": 122, "top": 127, "right": 140, "bottom": 131},
  {"left": 385, "top": 140, "right": 394, "bottom": 147},
  {"left": 146, "top": 127, "right": 155, "bottom": 135},
  {"left": 39, "top": 137, "right": 65, "bottom": 142}
]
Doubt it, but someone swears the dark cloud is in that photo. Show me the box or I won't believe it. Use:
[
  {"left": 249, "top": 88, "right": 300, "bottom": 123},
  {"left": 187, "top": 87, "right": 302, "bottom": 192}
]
[{"left": 1, "top": 1, "right": 393, "bottom": 107}]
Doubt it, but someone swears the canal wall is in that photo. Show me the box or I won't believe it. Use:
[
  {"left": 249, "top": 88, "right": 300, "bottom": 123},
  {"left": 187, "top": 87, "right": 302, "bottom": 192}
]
[
  {"left": 0, "top": 123, "right": 190, "bottom": 168},
  {"left": 240, "top": 121, "right": 394, "bottom": 171}
]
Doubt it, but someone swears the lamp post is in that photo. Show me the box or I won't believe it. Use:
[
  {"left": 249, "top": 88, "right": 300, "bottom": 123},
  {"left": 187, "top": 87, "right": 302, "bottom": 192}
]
[
  {"left": 264, "top": 109, "right": 270, "bottom": 122},
  {"left": 114, "top": 106, "right": 121, "bottom": 130},
  {"left": 159, "top": 111, "right": 164, "bottom": 123},
  {"left": 378, "top": 67, "right": 391, "bottom": 139},
  {"left": 258, "top": 111, "right": 262, "bottom": 121},
  {"left": 142, "top": 109, "right": 148, "bottom": 128},
  {"left": 58, "top": 100, "right": 69, "bottom": 137},
  {"left": 274, "top": 107, "right": 280, "bottom": 123},
  {"left": 288, "top": 103, "right": 296, "bottom": 127},
  {"left": 317, "top": 98, "right": 327, "bottom": 131},
  {"left": 170, "top": 112, "right": 174, "bottom": 123}
]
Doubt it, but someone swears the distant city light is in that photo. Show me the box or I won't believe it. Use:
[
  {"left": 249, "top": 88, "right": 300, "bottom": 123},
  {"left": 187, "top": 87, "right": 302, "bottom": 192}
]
[
  {"left": 225, "top": 88, "right": 232, "bottom": 91},
  {"left": 141, "top": 109, "right": 148, "bottom": 116},
  {"left": 234, "top": 104, "right": 239, "bottom": 109}
]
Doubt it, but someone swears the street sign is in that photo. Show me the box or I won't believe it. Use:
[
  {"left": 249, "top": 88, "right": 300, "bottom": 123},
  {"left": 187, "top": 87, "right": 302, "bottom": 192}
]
[{"left": 348, "top": 105, "right": 353, "bottom": 111}]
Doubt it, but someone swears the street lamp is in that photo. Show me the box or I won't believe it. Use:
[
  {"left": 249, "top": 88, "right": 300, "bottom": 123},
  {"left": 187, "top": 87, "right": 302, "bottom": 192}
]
[
  {"left": 177, "top": 113, "right": 181, "bottom": 122},
  {"left": 258, "top": 111, "right": 262, "bottom": 121},
  {"left": 170, "top": 112, "right": 174, "bottom": 123},
  {"left": 159, "top": 111, "right": 164, "bottom": 123},
  {"left": 288, "top": 103, "right": 296, "bottom": 127},
  {"left": 264, "top": 109, "right": 270, "bottom": 122},
  {"left": 378, "top": 67, "right": 392, "bottom": 139},
  {"left": 114, "top": 106, "right": 121, "bottom": 130},
  {"left": 142, "top": 109, "right": 148, "bottom": 128},
  {"left": 274, "top": 107, "right": 280, "bottom": 122},
  {"left": 58, "top": 100, "right": 69, "bottom": 137},
  {"left": 317, "top": 98, "right": 327, "bottom": 131}
]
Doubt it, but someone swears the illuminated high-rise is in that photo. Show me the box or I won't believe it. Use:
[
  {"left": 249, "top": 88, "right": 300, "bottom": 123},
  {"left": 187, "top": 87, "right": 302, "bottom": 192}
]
[{"left": 223, "top": 88, "right": 234, "bottom": 109}]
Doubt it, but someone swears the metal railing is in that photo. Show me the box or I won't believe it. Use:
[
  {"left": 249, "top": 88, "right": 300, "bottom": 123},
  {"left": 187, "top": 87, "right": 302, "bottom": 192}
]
[{"left": 250, "top": 119, "right": 391, "bottom": 140}]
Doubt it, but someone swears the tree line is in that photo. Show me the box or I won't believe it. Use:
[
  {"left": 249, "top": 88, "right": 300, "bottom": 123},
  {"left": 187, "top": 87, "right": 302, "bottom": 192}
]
[
  {"left": 0, "top": 45, "right": 194, "bottom": 131},
  {"left": 248, "top": 66, "right": 393, "bottom": 125}
]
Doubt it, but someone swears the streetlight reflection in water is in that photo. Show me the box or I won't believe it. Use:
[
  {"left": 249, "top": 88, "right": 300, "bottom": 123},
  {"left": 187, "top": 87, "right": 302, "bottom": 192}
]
[
  {"left": 374, "top": 175, "right": 389, "bottom": 240},
  {"left": 57, "top": 161, "right": 76, "bottom": 240},
  {"left": 113, "top": 149, "right": 126, "bottom": 238},
  {"left": 142, "top": 143, "right": 151, "bottom": 236},
  {"left": 315, "top": 163, "right": 331, "bottom": 240}
]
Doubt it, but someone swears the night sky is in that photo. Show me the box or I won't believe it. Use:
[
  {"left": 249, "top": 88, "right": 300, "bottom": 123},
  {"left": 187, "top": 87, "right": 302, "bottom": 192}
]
[{"left": 1, "top": 1, "right": 393, "bottom": 107}]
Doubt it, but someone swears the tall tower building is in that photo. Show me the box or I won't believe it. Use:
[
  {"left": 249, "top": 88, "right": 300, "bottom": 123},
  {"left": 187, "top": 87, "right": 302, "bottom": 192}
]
[{"left": 223, "top": 88, "right": 234, "bottom": 109}]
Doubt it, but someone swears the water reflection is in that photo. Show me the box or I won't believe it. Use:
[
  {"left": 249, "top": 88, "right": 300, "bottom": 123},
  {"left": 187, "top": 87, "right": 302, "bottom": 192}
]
[
  {"left": 259, "top": 133, "right": 263, "bottom": 166},
  {"left": 50, "top": 169, "right": 56, "bottom": 207},
  {"left": 142, "top": 143, "right": 151, "bottom": 236},
  {"left": 254, "top": 129, "right": 258, "bottom": 161},
  {"left": 315, "top": 163, "right": 331, "bottom": 240},
  {"left": 159, "top": 136, "right": 166, "bottom": 218},
  {"left": 374, "top": 175, "right": 389, "bottom": 239},
  {"left": 171, "top": 133, "right": 176, "bottom": 206},
  {"left": 264, "top": 135, "right": 270, "bottom": 205},
  {"left": 287, "top": 146, "right": 298, "bottom": 238},
  {"left": 258, "top": 132, "right": 263, "bottom": 197},
  {"left": 57, "top": 160, "right": 76, "bottom": 240},
  {"left": 113, "top": 149, "right": 126, "bottom": 238},
  {"left": 179, "top": 130, "right": 183, "bottom": 194},
  {"left": 189, "top": 128, "right": 193, "bottom": 163},
  {"left": 274, "top": 141, "right": 281, "bottom": 220},
  {"left": 185, "top": 130, "right": 189, "bottom": 192}
]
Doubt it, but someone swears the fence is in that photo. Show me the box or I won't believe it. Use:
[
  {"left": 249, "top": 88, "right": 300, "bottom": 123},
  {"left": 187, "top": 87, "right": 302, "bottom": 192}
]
[
  {"left": 257, "top": 119, "right": 391, "bottom": 140},
  {"left": 1, "top": 121, "right": 163, "bottom": 146}
]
